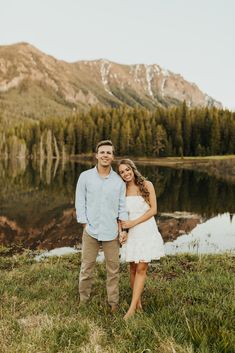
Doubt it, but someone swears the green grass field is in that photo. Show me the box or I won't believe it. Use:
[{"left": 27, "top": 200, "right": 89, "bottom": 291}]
[{"left": 0, "top": 250, "right": 234, "bottom": 353}]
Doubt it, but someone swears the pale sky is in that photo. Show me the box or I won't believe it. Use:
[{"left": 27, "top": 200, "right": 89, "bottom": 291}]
[{"left": 0, "top": 0, "right": 234, "bottom": 110}]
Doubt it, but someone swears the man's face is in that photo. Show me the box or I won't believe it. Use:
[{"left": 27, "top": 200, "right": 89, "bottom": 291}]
[{"left": 96, "top": 145, "right": 114, "bottom": 168}]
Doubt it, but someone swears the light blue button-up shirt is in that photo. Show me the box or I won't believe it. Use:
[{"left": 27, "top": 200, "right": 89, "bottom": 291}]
[{"left": 75, "top": 166, "right": 128, "bottom": 241}]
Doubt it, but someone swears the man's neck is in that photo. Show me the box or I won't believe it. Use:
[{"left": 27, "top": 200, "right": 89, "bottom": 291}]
[{"left": 97, "top": 165, "right": 111, "bottom": 177}]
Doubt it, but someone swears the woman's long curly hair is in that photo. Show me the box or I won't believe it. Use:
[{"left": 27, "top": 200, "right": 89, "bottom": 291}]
[{"left": 117, "top": 159, "right": 150, "bottom": 205}]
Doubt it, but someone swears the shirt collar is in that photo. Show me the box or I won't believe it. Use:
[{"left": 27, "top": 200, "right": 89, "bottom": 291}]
[{"left": 95, "top": 165, "right": 113, "bottom": 179}]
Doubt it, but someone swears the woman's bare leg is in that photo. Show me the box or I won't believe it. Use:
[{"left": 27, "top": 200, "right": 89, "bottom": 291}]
[
  {"left": 124, "top": 262, "right": 148, "bottom": 320},
  {"left": 129, "top": 263, "right": 142, "bottom": 310},
  {"left": 130, "top": 262, "right": 137, "bottom": 288}
]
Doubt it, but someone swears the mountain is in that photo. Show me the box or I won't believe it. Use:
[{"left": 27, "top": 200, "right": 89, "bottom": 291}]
[{"left": 0, "top": 42, "right": 222, "bottom": 119}]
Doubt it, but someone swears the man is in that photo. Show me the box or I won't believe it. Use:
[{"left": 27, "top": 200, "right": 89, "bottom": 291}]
[{"left": 75, "top": 140, "right": 128, "bottom": 312}]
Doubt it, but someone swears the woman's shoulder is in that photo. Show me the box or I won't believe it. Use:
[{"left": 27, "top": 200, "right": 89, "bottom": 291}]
[
  {"left": 144, "top": 180, "right": 154, "bottom": 189},
  {"left": 143, "top": 180, "right": 155, "bottom": 194}
]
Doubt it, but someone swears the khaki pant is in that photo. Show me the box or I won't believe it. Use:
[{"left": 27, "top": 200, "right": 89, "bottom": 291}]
[{"left": 79, "top": 229, "right": 120, "bottom": 306}]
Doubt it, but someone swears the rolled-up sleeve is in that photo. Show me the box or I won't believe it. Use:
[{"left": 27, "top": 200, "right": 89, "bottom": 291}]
[
  {"left": 118, "top": 182, "right": 128, "bottom": 221},
  {"left": 75, "top": 173, "right": 88, "bottom": 224}
]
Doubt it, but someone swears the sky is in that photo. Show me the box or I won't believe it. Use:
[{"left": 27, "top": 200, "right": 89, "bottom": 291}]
[{"left": 0, "top": 0, "right": 234, "bottom": 110}]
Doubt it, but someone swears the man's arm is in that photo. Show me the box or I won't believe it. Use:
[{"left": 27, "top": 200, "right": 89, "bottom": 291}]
[
  {"left": 118, "top": 181, "right": 128, "bottom": 221},
  {"left": 75, "top": 173, "right": 88, "bottom": 225}
]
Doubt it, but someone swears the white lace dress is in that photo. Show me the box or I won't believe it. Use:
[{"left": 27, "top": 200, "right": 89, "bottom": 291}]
[{"left": 122, "top": 196, "right": 165, "bottom": 263}]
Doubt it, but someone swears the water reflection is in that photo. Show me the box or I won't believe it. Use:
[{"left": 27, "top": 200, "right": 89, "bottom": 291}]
[
  {"left": 0, "top": 159, "right": 235, "bottom": 254},
  {"left": 34, "top": 212, "right": 235, "bottom": 262},
  {"left": 165, "top": 213, "right": 235, "bottom": 254},
  {"left": 35, "top": 246, "right": 79, "bottom": 262}
]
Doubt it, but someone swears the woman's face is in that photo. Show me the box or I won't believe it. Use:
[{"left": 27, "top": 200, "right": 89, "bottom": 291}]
[{"left": 118, "top": 164, "right": 135, "bottom": 182}]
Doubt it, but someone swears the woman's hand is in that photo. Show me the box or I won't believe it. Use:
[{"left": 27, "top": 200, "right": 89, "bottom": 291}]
[
  {"left": 121, "top": 220, "right": 136, "bottom": 229},
  {"left": 119, "top": 230, "right": 128, "bottom": 245}
]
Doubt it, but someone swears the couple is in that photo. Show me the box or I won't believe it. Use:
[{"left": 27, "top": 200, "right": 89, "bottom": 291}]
[{"left": 75, "top": 140, "right": 164, "bottom": 320}]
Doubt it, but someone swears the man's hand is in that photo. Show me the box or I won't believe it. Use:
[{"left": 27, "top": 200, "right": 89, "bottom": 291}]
[{"left": 119, "top": 231, "right": 128, "bottom": 245}]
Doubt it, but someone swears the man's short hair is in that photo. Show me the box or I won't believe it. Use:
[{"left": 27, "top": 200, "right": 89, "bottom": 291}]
[{"left": 95, "top": 140, "right": 115, "bottom": 153}]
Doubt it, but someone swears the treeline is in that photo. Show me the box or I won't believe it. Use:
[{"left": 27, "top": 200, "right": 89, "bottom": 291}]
[{"left": 0, "top": 103, "right": 235, "bottom": 159}]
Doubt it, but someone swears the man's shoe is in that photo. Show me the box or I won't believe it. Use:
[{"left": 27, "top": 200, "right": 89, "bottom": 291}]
[{"left": 110, "top": 305, "right": 119, "bottom": 314}]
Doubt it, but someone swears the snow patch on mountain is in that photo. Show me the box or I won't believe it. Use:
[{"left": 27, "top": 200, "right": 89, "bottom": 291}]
[
  {"left": 161, "top": 68, "right": 170, "bottom": 77},
  {"left": 133, "top": 64, "right": 141, "bottom": 83},
  {"left": 146, "top": 65, "right": 154, "bottom": 97},
  {"left": 154, "top": 64, "right": 161, "bottom": 74},
  {"left": 0, "top": 75, "right": 24, "bottom": 92},
  {"left": 161, "top": 78, "right": 167, "bottom": 96},
  {"left": 100, "top": 60, "right": 113, "bottom": 96}
]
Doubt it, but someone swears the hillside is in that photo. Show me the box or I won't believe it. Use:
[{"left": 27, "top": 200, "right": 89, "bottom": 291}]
[{"left": 0, "top": 42, "right": 222, "bottom": 120}]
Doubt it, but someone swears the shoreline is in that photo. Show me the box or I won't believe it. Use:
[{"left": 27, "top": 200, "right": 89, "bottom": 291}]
[
  {"left": 71, "top": 153, "right": 235, "bottom": 165},
  {"left": 1, "top": 154, "right": 235, "bottom": 167},
  {"left": 71, "top": 154, "right": 235, "bottom": 183}
]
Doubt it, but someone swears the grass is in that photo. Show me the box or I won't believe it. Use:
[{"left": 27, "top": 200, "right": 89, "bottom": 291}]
[{"left": 0, "top": 250, "right": 234, "bottom": 353}]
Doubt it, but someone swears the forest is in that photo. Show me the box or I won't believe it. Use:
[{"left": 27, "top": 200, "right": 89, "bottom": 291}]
[{"left": 0, "top": 102, "right": 235, "bottom": 159}]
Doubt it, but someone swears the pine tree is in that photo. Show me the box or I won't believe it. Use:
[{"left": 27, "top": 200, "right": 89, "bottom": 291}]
[
  {"left": 153, "top": 125, "right": 167, "bottom": 156},
  {"left": 210, "top": 113, "right": 220, "bottom": 155}
]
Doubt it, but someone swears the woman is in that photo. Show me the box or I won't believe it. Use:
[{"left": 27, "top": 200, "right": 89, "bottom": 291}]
[{"left": 118, "top": 159, "right": 165, "bottom": 320}]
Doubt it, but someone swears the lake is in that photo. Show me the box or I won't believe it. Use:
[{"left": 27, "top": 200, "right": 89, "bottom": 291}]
[{"left": 0, "top": 158, "right": 235, "bottom": 255}]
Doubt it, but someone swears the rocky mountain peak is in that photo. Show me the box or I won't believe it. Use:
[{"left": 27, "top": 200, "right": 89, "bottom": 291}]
[{"left": 0, "top": 42, "right": 222, "bottom": 119}]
